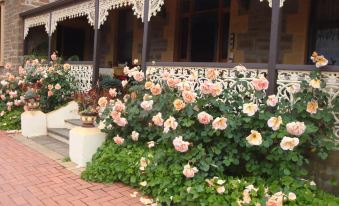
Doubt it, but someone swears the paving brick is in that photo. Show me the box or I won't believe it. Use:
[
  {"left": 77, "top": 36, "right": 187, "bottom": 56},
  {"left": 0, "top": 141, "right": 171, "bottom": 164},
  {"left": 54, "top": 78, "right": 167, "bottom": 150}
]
[{"left": 0, "top": 134, "right": 143, "bottom": 206}]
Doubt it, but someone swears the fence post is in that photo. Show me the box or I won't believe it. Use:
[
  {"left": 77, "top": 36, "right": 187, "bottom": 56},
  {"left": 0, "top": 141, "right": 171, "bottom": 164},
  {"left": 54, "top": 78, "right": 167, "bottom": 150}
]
[{"left": 141, "top": 0, "right": 150, "bottom": 74}]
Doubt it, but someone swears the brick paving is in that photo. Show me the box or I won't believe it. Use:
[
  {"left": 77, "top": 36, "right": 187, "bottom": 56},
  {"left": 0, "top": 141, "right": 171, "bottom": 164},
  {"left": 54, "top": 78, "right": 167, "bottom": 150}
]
[{"left": 0, "top": 132, "right": 144, "bottom": 206}]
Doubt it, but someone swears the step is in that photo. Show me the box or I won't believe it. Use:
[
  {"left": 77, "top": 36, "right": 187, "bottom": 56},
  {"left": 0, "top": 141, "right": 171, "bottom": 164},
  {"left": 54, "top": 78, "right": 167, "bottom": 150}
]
[
  {"left": 47, "top": 128, "right": 70, "bottom": 144},
  {"left": 65, "top": 119, "right": 82, "bottom": 129},
  {"left": 30, "top": 135, "right": 69, "bottom": 157}
]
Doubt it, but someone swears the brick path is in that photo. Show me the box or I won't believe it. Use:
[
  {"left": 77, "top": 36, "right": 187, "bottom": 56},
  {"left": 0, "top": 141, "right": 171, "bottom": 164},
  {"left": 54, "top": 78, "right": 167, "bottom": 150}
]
[{"left": 0, "top": 133, "right": 144, "bottom": 206}]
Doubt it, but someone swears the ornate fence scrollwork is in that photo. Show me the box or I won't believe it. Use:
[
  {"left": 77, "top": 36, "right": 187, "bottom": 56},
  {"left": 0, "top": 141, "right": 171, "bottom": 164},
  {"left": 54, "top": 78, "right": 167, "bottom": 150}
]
[{"left": 69, "top": 64, "right": 94, "bottom": 93}]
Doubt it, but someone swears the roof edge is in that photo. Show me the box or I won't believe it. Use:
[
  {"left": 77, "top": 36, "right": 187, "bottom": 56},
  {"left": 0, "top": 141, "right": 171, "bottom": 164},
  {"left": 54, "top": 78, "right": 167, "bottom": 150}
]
[{"left": 20, "top": 0, "right": 88, "bottom": 18}]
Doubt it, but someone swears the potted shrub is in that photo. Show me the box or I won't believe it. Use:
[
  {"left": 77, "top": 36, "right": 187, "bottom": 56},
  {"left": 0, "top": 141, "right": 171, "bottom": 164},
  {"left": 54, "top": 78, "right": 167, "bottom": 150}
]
[
  {"left": 24, "top": 89, "right": 40, "bottom": 111},
  {"left": 75, "top": 90, "right": 98, "bottom": 128}
]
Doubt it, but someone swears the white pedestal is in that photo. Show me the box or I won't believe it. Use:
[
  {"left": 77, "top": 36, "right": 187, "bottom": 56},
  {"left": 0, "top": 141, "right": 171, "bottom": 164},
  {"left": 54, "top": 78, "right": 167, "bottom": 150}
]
[
  {"left": 69, "top": 127, "right": 106, "bottom": 167},
  {"left": 21, "top": 111, "right": 47, "bottom": 138}
]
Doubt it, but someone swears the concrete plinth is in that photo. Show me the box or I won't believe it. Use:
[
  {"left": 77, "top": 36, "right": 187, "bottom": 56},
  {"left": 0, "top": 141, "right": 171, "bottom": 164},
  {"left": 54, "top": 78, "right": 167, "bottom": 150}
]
[
  {"left": 69, "top": 127, "right": 106, "bottom": 167},
  {"left": 21, "top": 111, "right": 47, "bottom": 138}
]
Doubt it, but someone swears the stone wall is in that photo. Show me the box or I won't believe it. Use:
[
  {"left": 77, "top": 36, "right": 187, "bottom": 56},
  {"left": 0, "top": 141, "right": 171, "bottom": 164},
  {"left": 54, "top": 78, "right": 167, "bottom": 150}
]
[
  {"left": 3, "top": 0, "right": 53, "bottom": 66},
  {"left": 229, "top": 0, "right": 309, "bottom": 64}
]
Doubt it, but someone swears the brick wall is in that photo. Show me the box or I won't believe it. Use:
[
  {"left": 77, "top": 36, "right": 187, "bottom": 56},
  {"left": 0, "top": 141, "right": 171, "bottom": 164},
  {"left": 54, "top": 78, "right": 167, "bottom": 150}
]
[
  {"left": 3, "top": 0, "right": 52, "bottom": 66},
  {"left": 229, "top": 0, "right": 309, "bottom": 64}
]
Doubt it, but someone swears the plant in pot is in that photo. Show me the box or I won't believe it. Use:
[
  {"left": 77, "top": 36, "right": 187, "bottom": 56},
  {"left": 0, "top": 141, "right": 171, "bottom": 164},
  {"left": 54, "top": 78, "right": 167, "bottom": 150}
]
[
  {"left": 75, "top": 90, "right": 98, "bottom": 128},
  {"left": 24, "top": 89, "right": 40, "bottom": 111}
]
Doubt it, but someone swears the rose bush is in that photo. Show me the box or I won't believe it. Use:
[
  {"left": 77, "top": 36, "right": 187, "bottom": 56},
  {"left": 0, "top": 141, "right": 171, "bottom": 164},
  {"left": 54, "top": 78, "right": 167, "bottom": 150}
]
[{"left": 83, "top": 59, "right": 338, "bottom": 204}]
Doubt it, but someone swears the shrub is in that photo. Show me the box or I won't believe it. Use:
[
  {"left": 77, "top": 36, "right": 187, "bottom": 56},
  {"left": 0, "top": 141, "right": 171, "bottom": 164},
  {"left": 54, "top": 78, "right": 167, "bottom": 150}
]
[
  {"left": 83, "top": 61, "right": 338, "bottom": 205},
  {"left": 0, "top": 107, "right": 23, "bottom": 130}
]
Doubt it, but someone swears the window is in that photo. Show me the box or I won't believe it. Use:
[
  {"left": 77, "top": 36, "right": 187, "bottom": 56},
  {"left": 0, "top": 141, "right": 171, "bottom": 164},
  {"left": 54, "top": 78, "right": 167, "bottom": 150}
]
[
  {"left": 177, "top": 0, "right": 231, "bottom": 62},
  {"left": 308, "top": 0, "right": 339, "bottom": 65}
]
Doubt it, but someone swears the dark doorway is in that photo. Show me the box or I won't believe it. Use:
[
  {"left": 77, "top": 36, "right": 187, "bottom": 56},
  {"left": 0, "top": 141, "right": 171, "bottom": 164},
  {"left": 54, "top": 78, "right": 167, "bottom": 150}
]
[
  {"left": 57, "top": 26, "right": 85, "bottom": 60},
  {"left": 116, "top": 9, "right": 134, "bottom": 66}
]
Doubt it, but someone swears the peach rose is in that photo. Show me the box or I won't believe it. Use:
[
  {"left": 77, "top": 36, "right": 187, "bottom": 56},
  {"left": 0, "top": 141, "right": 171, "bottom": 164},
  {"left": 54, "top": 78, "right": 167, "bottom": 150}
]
[
  {"left": 216, "top": 186, "right": 225, "bottom": 194},
  {"left": 109, "top": 88, "right": 117, "bottom": 98},
  {"left": 54, "top": 84, "right": 61, "bottom": 90},
  {"left": 210, "top": 83, "right": 223, "bottom": 97},
  {"left": 267, "top": 95, "right": 278, "bottom": 107},
  {"left": 163, "top": 116, "right": 178, "bottom": 133},
  {"left": 113, "top": 135, "right": 124, "bottom": 145},
  {"left": 48, "top": 84, "right": 53, "bottom": 90},
  {"left": 144, "top": 81, "right": 154, "bottom": 90},
  {"left": 151, "top": 84, "right": 162, "bottom": 96},
  {"left": 131, "top": 92, "right": 137, "bottom": 100},
  {"left": 243, "top": 103, "right": 258, "bottom": 116},
  {"left": 140, "top": 100, "right": 153, "bottom": 111},
  {"left": 113, "top": 100, "right": 126, "bottom": 112},
  {"left": 306, "top": 100, "right": 318, "bottom": 114},
  {"left": 48, "top": 91, "right": 54, "bottom": 97},
  {"left": 315, "top": 56, "right": 328, "bottom": 68},
  {"left": 110, "top": 111, "right": 121, "bottom": 121},
  {"left": 206, "top": 68, "right": 219, "bottom": 80},
  {"left": 183, "top": 164, "right": 198, "bottom": 178},
  {"left": 182, "top": 90, "right": 196, "bottom": 104},
  {"left": 212, "top": 117, "right": 228, "bottom": 130},
  {"left": 286, "top": 121, "right": 306, "bottom": 136},
  {"left": 197, "top": 111, "right": 213, "bottom": 125},
  {"left": 251, "top": 77, "right": 269, "bottom": 91},
  {"left": 162, "top": 71, "right": 171, "bottom": 80},
  {"left": 173, "top": 136, "right": 190, "bottom": 153},
  {"left": 167, "top": 78, "right": 180, "bottom": 88},
  {"left": 309, "top": 79, "right": 321, "bottom": 89},
  {"left": 246, "top": 130, "right": 262, "bottom": 146},
  {"left": 139, "top": 157, "right": 148, "bottom": 170},
  {"left": 173, "top": 99, "right": 186, "bottom": 111},
  {"left": 267, "top": 116, "right": 282, "bottom": 131},
  {"left": 280, "top": 136, "right": 300, "bottom": 151},
  {"left": 63, "top": 63, "right": 71, "bottom": 71},
  {"left": 98, "top": 97, "right": 108, "bottom": 107},
  {"left": 152, "top": 113, "right": 164, "bottom": 127}
]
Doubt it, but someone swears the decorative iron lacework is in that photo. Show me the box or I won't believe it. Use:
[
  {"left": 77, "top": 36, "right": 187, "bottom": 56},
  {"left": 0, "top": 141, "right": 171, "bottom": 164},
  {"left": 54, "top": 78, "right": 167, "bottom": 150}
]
[
  {"left": 69, "top": 64, "right": 94, "bottom": 93},
  {"left": 98, "top": 0, "right": 164, "bottom": 28},
  {"left": 260, "top": 0, "right": 286, "bottom": 7},
  {"left": 50, "top": 0, "right": 95, "bottom": 34},
  {"left": 146, "top": 66, "right": 339, "bottom": 141},
  {"left": 24, "top": 13, "right": 50, "bottom": 39}
]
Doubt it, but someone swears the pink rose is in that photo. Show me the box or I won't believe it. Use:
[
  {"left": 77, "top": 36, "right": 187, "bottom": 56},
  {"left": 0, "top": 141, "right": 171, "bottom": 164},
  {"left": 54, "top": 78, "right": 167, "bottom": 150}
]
[
  {"left": 114, "top": 117, "right": 128, "bottom": 127},
  {"left": 167, "top": 78, "right": 180, "bottom": 88},
  {"left": 251, "top": 77, "right": 269, "bottom": 91},
  {"left": 173, "top": 136, "right": 190, "bottom": 153},
  {"left": 18, "top": 66, "right": 26, "bottom": 76},
  {"left": 182, "top": 90, "right": 196, "bottom": 104},
  {"left": 286, "top": 122, "right": 306, "bottom": 136},
  {"left": 200, "top": 81, "right": 213, "bottom": 95},
  {"left": 210, "top": 83, "right": 223, "bottom": 97},
  {"left": 113, "top": 100, "right": 126, "bottom": 112},
  {"left": 183, "top": 164, "right": 198, "bottom": 178},
  {"left": 131, "top": 131, "right": 139, "bottom": 141},
  {"left": 54, "top": 84, "right": 61, "bottom": 90},
  {"left": 140, "top": 100, "right": 153, "bottom": 111},
  {"left": 48, "top": 84, "right": 53, "bottom": 90},
  {"left": 163, "top": 116, "right": 178, "bottom": 133},
  {"left": 197, "top": 112, "right": 213, "bottom": 125},
  {"left": 151, "top": 84, "right": 162, "bottom": 96},
  {"left": 206, "top": 68, "right": 219, "bottom": 80},
  {"left": 267, "top": 95, "right": 278, "bottom": 107},
  {"left": 113, "top": 135, "right": 124, "bottom": 145},
  {"left": 133, "top": 71, "right": 145, "bottom": 82},
  {"left": 0, "top": 95, "right": 5, "bottom": 100}
]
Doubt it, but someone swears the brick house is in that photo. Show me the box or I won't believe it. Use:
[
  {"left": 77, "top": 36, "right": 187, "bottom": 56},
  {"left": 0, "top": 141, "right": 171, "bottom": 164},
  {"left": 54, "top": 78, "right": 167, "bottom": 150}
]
[
  {"left": 5, "top": 0, "right": 339, "bottom": 194},
  {"left": 0, "top": 0, "right": 56, "bottom": 66}
]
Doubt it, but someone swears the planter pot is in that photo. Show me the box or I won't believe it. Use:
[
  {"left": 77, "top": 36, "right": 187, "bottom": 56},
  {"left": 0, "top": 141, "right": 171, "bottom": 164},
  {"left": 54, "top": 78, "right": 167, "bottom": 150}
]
[
  {"left": 80, "top": 113, "right": 97, "bottom": 128},
  {"left": 25, "top": 99, "right": 40, "bottom": 111}
]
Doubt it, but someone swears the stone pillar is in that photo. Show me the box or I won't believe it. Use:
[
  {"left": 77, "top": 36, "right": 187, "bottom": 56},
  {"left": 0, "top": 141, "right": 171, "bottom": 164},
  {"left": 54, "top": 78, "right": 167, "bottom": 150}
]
[
  {"left": 21, "top": 111, "right": 47, "bottom": 138},
  {"left": 69, "top": 127, "right": 106, "bottom": 167}
]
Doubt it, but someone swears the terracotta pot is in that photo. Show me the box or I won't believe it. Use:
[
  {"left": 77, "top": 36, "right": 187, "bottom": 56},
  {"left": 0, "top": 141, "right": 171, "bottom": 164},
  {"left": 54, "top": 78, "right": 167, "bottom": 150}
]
[{"left": 80, "top": 113, "right": 97, "bottom": 128}]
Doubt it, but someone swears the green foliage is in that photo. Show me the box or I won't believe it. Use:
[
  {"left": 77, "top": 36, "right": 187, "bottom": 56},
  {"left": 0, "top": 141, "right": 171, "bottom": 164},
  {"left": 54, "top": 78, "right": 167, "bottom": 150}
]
[
  {"left": 99, "top": 75, "right": 122, "bottom": 89},
  {"left": 0, "top": 107, "right": 23, "bottom": 130},
  {"left": 83, "top": 142, "right": 339, "bottom": 205},
  {"left": 84, "top": 67, "right": 338, "bottom": 205}
]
